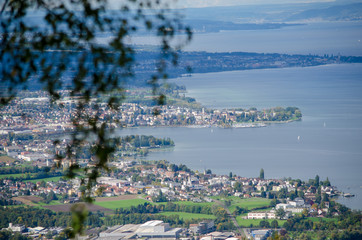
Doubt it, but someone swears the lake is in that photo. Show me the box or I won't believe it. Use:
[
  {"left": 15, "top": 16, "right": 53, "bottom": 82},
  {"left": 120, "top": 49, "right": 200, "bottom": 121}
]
[
  {"left": 132, "top": 21, "right": 362, "bottom": 56},
  {"left": 119, "top": 63, "right": 362, "bottom": 210}
]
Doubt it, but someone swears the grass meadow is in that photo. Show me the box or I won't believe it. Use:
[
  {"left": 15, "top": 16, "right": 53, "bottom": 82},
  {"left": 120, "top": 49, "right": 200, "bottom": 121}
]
[
  {"left": 94, "top": 198, "right": 149, "bottom": 210},
  {"left": 236, "top": 216, "right": 286, "bottom": 227}
]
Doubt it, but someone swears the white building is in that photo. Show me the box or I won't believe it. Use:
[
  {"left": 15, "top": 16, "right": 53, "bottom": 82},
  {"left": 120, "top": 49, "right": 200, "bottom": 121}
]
[
  {"left": 288, "top": 197, "right": 305, "bottom": 207},
  {"left": 248, "top": 211, "right": 276, "bottom": 219},
  {"left": 5, "top": 223, "right": 25, "bottom": 232},
  {"left": 136, "top": 220, "right": 182, "bottom": 238},
  {"left": 98, "top": 221, "right": 182, "bottom": 239}
]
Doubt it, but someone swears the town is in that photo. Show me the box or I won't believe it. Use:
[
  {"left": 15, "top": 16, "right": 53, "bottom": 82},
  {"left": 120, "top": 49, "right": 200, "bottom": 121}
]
[
  {"left": 0, "top": 90, "right": 301, "bottom": 132},
  {"left": 0, "top": 90, "right": 360, "bottom": 240},
  {"left": 0, "top": 157, "right": 352, "bottom": 240}
]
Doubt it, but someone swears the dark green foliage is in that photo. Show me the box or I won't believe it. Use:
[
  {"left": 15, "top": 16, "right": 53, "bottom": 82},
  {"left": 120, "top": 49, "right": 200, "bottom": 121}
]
[
  {"left": 283, "top": 209, "right": 362, "bottom": 239},
  {"left": 271, "top": 219, "right": 279, "bottom": 228},
  {"left": 114, "top": 202, "right": 213, "bottom": 215},
  {"left": 123, "top": 135, "right": 174, "bottom": 148},
  {"left": 315, "top": 175, "right": 320, "bottom": 188},
  {"left": 152, "top": 190, "right": 168, "bottom": 203},
  {"left": 0, "top": 207, "right": 71, "bottom": 228},
  {"left": 0, "top": 166, "right": 51, "bottom": 175},
  {"left": 233, "top": 206, "right": 248, "bottom": 215},
  {"left": 0, "top": 206, "right": 106, "bottom": 236},
  {"left": 276, "top": 208, "right": 286, "bottom": 219},
  {"left": 259, "top": 220, "right": 270, "bottom": 228},
  {"left": 234, "top": 182, "right": 243, "bottom": 192},
  {"left": 234, "top": 106, "right": 302, "bottom": 122},
  {"left": 105, "top": 202, "right": 214, "bottom": 228},
  {"left": 0, "top": 230, "right": 30, "bottom": 240}
]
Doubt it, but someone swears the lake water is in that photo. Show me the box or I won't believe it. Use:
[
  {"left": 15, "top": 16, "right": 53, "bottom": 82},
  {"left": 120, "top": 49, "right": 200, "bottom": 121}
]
[
  {"left": 119, "top": 63, "right": 362, "bottom": 210},
  {"left": 132, "top": 21, "right": 362, "bottom": 56}
]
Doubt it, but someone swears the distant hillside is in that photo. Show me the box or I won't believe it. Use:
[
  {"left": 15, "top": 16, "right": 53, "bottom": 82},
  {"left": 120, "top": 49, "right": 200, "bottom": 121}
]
[
  {"left": 286, "top": 3, "right": 362, "bottom": 22},
  {"left": 182, "top": 2, "right": 362, "bottom": 23},
  {"left": 184, "top": 19, "right": 301, "bottom": 33}
]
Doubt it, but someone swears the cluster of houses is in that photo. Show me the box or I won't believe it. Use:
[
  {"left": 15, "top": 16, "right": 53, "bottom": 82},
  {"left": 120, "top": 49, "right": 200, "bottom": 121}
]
[
  {"left": 1, "top": 157, "right": 340, "bottom": 220},
  {"left": 247, "top": 198, "right": 311, "bottom": 220}
]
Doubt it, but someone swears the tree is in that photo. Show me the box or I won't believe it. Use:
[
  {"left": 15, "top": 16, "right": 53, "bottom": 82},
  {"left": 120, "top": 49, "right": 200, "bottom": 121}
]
[
  {"left": 271, "top": 219, "right": 279, "bottom": 228},
  {"left": 260, "top": 168, "right": 264, "bottom": 179},
  {"left": 259, "top": 220, "right": 270, "bottom": 228},
  {"left": 46, "top": 190, "right": 58, "bottom": 203},
  {"left": 276, "top": 208, "right": 286, "bottom": 220},
  {"left": 323, "top": 177, "right": 331, "bottom": 187},
  {"left": 1, "top": 0, "right": 191, "bottom": 237},
  {"left": 224, "top": 199, "right": 231, "bottom": 207},
  {"left": 302, "top": 209, "right": 309, "bottom": 218},
  {"left": 315, "top": 175, "right": 320, "bottom": 187},
  {"left": 261, "top": 190, "right": 267, "bottom": 198},
  {"left": 234, "top": 182, "right": 243, "bottom": 192}
]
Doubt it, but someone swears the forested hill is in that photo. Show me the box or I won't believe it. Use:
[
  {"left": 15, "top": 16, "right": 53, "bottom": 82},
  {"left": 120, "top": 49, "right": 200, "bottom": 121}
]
[
  {"left": 17, "top": 50, "right": 362, "bottom": 91},
  {"left": 133, "top": 50, "right": 362, "bottom": 85}
]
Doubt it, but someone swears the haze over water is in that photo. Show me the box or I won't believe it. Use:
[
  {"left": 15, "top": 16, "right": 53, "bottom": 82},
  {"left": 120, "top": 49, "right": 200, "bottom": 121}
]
[{"left": 132, "top": 22, "right": 362, "bottom": 56}]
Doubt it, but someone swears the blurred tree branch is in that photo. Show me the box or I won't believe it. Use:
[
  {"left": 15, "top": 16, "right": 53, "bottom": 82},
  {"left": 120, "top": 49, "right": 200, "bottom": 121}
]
[{"left": 0, "top": 0, "right": 191, "bottom": 237}]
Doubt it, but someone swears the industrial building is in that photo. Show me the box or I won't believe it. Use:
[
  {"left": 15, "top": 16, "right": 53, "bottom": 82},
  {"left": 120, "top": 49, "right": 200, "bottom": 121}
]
[{"left": 98, "top": 220, "right": 182, "bottom": 239}]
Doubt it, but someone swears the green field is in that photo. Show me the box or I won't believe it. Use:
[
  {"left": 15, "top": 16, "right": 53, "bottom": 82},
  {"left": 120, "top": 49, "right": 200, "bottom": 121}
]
[
  {"left": 213, "top": 196, "right": 271, "bottom": 212},
  {"left": 156, "top": 211, "right": 216, "bottom": 220},
  {"left": 0, "top": 173, "right": 63, "bottom": 183},
  {"left": 0, "top": 173, "right": 29, "bottom": 179},
  {"left": 171, "top": 201, "right": 215, "bottom": 207},
  {"left": 25, "top": 176, "right": 63, "bottom": 183},
  {"left": 236, "top": 216, "right": 286, "bottom": 227},
  {"left": 94, "top": 199, "right": 149, "bottom": 210}
]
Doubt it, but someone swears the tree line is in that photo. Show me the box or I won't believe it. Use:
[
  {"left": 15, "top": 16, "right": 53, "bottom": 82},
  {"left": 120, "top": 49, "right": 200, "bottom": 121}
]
[
  {"left": 120, "top": 135, "right": 174, "bottom": 149},
  {"left": 114, "top": 202, "right": 213, "bottom": 215}
]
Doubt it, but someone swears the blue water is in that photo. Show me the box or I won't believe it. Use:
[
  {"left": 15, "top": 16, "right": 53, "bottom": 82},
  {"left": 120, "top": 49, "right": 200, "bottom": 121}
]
[
  {"left": 131, "top": 21, "right": 362, "bottom": 56},
  {"left": 119, "top": 63, "right": 362, "bottom": 210}
]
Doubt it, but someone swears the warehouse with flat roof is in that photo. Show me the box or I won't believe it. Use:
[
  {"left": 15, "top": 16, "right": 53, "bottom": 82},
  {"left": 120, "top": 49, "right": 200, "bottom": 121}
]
[{"left": 98, "top": 221, "right": 182, "bottom": 239}]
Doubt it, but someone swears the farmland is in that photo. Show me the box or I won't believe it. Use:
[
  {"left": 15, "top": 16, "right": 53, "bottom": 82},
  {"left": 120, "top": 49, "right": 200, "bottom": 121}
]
[
  {"left": 12, "top": 196, "right": 43, "bottom": 206},
  {"left": 0, "top": 156, "right": 16, "bottom": 164}
]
